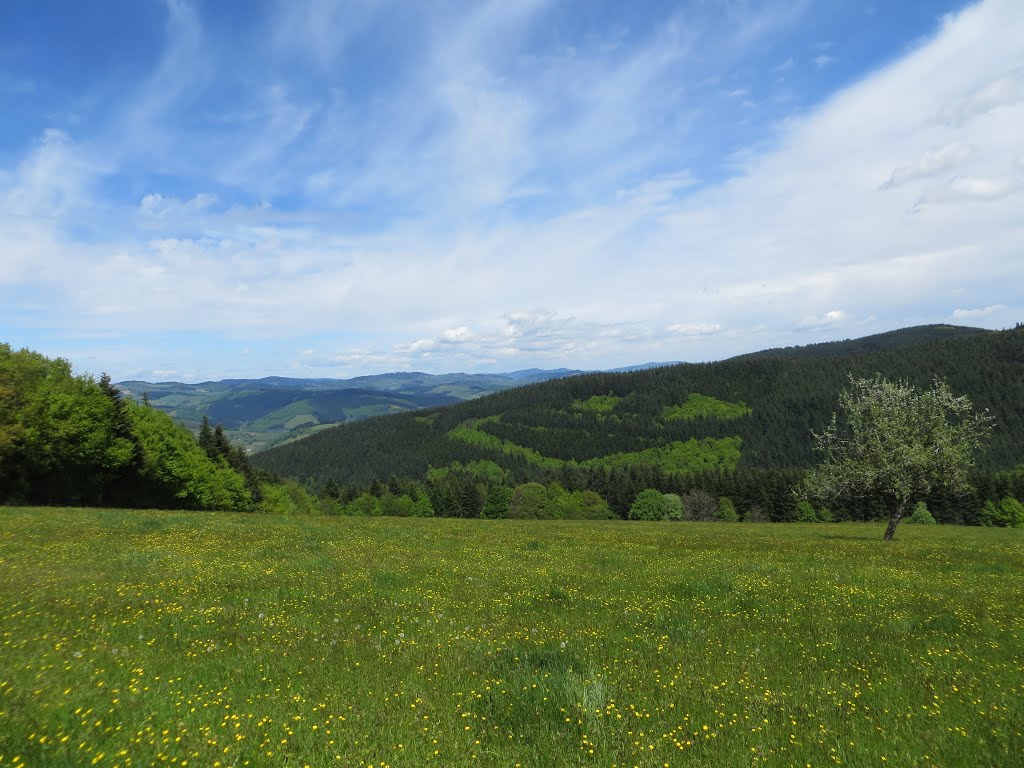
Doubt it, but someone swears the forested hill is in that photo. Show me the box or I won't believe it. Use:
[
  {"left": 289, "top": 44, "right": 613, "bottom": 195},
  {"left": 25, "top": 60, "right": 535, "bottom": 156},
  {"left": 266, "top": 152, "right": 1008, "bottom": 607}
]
[
  {"left": 254, "top": 324, "right": 1024, "bottom": 489},
  {"left": 733, "top": 324, "right": 993, "bottom": 361}
]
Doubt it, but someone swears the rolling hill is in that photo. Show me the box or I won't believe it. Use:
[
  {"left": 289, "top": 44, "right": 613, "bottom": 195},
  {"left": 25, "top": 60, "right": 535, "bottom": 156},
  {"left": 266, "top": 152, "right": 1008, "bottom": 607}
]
[
  {"left": 117, "top": 369, "right": 588, "bottom": 452},
  {"left": 253, "top": 324, "right": 1024, "bottom": 488}
]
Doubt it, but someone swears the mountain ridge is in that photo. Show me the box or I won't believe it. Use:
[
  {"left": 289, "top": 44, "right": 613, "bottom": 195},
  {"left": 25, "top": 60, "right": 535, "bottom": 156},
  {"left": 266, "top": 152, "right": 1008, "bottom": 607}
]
[{"left": 252, "top": 323, "right": 1024, "bottom": 488}]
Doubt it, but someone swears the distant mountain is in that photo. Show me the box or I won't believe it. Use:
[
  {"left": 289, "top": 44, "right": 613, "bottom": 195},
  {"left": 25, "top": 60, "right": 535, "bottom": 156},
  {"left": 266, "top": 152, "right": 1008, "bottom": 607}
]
[
  {"left": 608, "top": 361, "right": 682, "bottom": 372},
  {"left": 252, "top": 324, "right": 1024, "bottom": 488},
  {"left": 117, "top": 368, "right": 588, "bottom": 452}
]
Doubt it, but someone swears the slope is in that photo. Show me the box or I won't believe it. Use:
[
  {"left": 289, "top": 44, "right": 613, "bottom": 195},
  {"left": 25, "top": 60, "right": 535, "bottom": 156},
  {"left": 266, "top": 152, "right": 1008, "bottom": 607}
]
[
  {"left": 253, "top": 324, "right": 1024, "bottom": 487},
  {"left": 117, "top": 368, "right": 587, "bottom": 452}
]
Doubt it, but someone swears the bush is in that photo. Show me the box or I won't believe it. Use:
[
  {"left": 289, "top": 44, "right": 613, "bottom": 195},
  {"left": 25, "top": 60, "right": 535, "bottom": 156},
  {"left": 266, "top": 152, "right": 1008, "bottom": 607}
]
[
  {"left": 717, "top": 496, "right": 739, "bottom": 522},
  {"left": 256, "top": 480, "right": 320, "bottom": 515},
  {"left": 978, "top": 497, "right": 1024, "bottom": 527},
  {"left": 794, "top": 499, "right": 818, "bottom": 523},
  {"left": 508, "top": 483, "right": 549, "bottom": 519},
  {"left": 662, "top": 493, "right": 683, "bottom": 521},
  {"left": 999, "top": 497, "right": 1024, "bottom": 528},
  {"left": 906, "top": 501, "right": 937, "bottom": 525},
  {"left": 744, "top": 505, "right": 769, "bottom": 523},
  {"left": 682, "top": 489, "right": 717, "bottom": 521},
  {"left": 629, "top": 488, "right": 670, "bottom": 521}
]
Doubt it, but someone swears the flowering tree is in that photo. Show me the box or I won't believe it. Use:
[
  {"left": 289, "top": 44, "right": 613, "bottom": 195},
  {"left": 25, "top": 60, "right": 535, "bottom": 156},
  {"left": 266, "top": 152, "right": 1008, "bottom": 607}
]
[{"left": 802, "top": 375, "right": 993, "bottom": 540}]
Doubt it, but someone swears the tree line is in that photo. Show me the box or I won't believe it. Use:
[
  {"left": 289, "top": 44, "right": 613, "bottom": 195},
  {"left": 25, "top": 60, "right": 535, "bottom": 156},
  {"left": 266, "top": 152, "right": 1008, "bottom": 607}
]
[{"left": 0, "top": 344, "right": 317, "bottom": 512}]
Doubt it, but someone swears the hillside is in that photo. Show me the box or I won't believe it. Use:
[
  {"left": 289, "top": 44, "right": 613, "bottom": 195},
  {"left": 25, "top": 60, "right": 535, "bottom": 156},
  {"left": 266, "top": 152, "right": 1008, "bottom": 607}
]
[
  {"left": 254, "top": 324, "right": 1024, "bottom": 489},
  {"left": 733, "top": 323, "right": 994, "bottom": 361},
  {"left": 117, "top": 368, "right": 587, "bottom": 452}
]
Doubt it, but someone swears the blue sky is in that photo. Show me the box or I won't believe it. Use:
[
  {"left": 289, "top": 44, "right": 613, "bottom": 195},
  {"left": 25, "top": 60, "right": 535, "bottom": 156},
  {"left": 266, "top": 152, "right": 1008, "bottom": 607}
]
[{"left": 1, "top": 0, "right": 1022, "bottom": 382}]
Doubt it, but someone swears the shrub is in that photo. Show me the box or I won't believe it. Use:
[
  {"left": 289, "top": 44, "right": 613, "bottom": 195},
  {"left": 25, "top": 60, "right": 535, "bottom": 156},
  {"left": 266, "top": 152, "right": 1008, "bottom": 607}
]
[
  {"left": 999, "top": 497, "right": 1024, "bottom": 528},
  {"left": 717, "top": 496, "right": 739, "bottom": 522},
  {"left": 744, "top": 505, "right": 769, "bottom": 523},
  {"left": 256, "top": 479, "right": 320, "bottom": 515},
  {"left": 978, "top": 497, "right": 1024, "bottom": 527},
  {"left": 906, "top": 501, "right": 937, "bottom": 525},
  {"left": 662, "top": 493, "right": 683, "bottom": 521},
  {"left": 682, "top": 489, "right": 717, "bottom": 522},
  {"left": 629, "top": 489, "right": 670, "bottom": 521},
  {"left": 795, "top": 500, "right": 818, "bottom": 523},
  {"left": 508, "top": 483, "right": 549, "bottom": 519}
]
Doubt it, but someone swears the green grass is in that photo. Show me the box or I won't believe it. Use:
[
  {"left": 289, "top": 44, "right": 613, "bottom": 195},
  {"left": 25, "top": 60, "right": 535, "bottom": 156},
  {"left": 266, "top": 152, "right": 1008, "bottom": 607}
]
[{"left": 0, "top": 509, "right": 1021, "bottom": 767}]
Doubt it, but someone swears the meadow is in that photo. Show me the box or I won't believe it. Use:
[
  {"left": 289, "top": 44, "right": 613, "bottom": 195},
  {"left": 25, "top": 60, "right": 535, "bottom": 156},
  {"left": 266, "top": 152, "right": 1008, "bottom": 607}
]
[{"left": 0, "top": 508, "right": 1021, "bottom": 767}]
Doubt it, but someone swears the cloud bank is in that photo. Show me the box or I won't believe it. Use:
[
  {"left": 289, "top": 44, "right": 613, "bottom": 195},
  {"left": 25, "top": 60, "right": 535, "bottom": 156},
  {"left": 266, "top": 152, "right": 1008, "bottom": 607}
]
[{"left": 0, "top": 0, "right": 1021, "bottom": 380}]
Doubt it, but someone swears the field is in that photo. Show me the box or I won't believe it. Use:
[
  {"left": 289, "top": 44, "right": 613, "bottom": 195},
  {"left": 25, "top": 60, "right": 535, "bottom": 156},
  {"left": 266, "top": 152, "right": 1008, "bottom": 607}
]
[{"left": 1, "top": 509, "right": 1021, "bottom": 767}]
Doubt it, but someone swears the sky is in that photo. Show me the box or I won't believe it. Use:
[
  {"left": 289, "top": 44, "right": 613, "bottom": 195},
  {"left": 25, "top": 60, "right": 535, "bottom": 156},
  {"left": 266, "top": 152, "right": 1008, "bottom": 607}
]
[{"left": 1, "top": 0, "right": 1022, "bottom": 382}]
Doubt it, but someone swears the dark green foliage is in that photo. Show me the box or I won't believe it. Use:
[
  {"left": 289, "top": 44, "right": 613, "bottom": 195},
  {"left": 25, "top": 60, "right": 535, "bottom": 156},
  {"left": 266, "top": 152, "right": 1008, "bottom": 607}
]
[
  {"left": 255, "top": 326, "right": 1024, "bottom": 495},
  {"left": 682, "top": 489, "right": 718, "bottom": 522},
  {"left": 508, "top": 482, "right": 549, "bottom": 519}
]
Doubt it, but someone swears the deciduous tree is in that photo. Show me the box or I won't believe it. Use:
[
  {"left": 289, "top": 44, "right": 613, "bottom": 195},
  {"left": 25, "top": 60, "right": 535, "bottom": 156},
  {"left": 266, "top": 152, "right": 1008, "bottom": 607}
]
[{"left": 802, "top": 375, "right": 992, "bottom": 540}]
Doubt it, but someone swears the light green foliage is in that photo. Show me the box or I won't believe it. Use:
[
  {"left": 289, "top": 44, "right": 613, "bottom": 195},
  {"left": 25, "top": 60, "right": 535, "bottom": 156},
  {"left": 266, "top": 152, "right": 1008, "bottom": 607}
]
[
  {"left": 717, "top": 496, "right": 739, "bottom": 522},
  {"left": 662, "top": 493, "right": 683, "bottom": 521},
  {"left": 571, "top": 394, "right": 622, "bottom": 415},
  {"left": 999, "top": 497, "right": 1024, "bottom": 528},
  {"left": 802, "top": 375, "right": 993, "bottom": 540},
  {"left": 346, "top": 492, "right": 380, "bottom": 516},
  {"left": 0, "top": 346, "right": 137, "bottom": 500},
  {"left": 508, "top": 482, "right": 550, "bottom": 519},
  {"left": 448, "top": 419, "right": 560, "bottom": 471},
  {"left": 795, "top": 499, "right": 818, "bottom": 523},
  {"left": 977, "top": 497, "right": 1024, "bottom": 528},
  {"left": 4, "top": 509, "right": 1022, "bottom": 767},
  {"left": 448, "top": 419, "right": 741, "bottom": 474},
  {"left": 127, "top": 401, "right": 250, "bottom": 511},
  {"left": 542, "top": 485, "right": 615, "bottom": 520},
  {"left": 545, "top": 483, "right": 579, "bottom": 520},
  {"left": 410, "top": 488, "right": 435, "bottom": 517},
  {"left": 662, "top": 393, "right": 752, "bottom": 421},
  {"left": 582, "top": 437, "right": 742, "bottom": 473},
  {"left": 906, "top": 501, "right": 937, "bottom": 525},
  {"left": 629, "top": 488, "right": 671, "bottom": 521},
  {"left": 254, "top": 479, "right": 320, "bottom": 515}
]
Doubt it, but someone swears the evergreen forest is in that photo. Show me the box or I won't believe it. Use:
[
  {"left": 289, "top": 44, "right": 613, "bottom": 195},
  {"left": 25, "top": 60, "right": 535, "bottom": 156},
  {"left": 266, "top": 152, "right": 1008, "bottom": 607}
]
[{"left": 253, "top": 324, "right": 1024, "bottom": 524}]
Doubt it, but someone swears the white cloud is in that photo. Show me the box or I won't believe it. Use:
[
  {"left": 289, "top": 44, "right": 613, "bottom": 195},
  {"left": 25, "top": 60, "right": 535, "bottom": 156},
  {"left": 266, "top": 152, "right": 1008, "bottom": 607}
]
[
  {"left": 952, "top": 304, "right": 1007, "bottom": 319},
  {"left": 880, "top": 141, "right": 973, "bottom": 189},
  {"left": 3, "top": 0, "right": 1024, "bottom": 380},
  {"left": 666, "top": 323, "right": 722, "bottom": 336},
  {"left": 798, "top": 310, "right": 849, "bottom": 330}
]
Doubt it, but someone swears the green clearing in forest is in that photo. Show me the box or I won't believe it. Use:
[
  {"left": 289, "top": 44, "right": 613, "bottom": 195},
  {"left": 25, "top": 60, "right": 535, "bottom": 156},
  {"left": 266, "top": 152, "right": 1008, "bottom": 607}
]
[
  {"left": 0, "top": 508, "right": 1021, "bottom": 767},
  {"left": 662, "top": 393, "right": 753, "bottom": 421}
]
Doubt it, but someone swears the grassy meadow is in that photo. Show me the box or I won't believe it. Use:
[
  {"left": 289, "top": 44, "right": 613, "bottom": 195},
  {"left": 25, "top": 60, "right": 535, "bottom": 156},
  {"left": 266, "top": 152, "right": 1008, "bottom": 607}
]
[{"left": 0, "top": 508, "right": 1021, "bottom": 767}]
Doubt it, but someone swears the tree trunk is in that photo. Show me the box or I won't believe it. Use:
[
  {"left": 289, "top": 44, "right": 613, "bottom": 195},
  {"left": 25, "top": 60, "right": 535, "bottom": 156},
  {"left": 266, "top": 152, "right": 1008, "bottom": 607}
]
[{"left": 883, "top": 499, "right": 908, "bottom": 541}]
